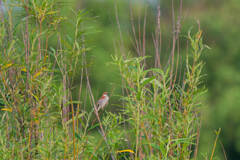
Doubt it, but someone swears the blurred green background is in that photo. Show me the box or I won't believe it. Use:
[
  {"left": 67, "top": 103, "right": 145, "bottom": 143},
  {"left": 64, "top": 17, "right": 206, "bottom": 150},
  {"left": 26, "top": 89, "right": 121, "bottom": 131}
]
[{"left": 71, "top": 0, "right": 239, "bottom": 159}]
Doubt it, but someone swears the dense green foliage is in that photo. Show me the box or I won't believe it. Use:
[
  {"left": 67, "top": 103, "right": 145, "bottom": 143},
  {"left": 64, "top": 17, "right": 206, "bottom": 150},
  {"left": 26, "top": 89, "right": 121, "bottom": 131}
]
[
  {"left": 81, "top": 0, "right": 240, "bottom": 159},
  {"left": 0, "top": 0, "right": 239, "bottom": 159}
]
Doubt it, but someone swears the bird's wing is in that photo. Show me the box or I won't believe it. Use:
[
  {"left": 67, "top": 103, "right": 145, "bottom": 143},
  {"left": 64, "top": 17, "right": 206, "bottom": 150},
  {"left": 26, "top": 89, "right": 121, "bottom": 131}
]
[{"left": 97, "top": 98, "right": 108, "bottom": 110}]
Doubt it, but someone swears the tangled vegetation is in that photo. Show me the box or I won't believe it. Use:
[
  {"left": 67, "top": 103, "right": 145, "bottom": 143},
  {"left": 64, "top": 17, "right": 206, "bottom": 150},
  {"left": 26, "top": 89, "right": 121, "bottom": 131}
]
[{"left": 0, "top": 0, "right": 214, "bottom": 159}]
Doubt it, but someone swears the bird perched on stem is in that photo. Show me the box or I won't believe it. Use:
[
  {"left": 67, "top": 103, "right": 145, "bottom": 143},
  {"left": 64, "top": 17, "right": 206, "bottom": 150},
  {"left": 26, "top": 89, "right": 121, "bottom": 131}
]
[{"left": 96, "top": 92, "right": 109, "bottom": 111}]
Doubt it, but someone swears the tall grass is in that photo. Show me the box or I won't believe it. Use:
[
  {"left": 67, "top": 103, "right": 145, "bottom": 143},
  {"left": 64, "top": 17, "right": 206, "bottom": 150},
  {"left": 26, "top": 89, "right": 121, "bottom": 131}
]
[
  {"left": 0, "top": 0, "right": 213, "bottom": 159},
  {"left": 111, "top": 29, "right": 208, "bottom": 160},
  {"left": 0, "top": 0, "right": 90, "bottom": 159}
]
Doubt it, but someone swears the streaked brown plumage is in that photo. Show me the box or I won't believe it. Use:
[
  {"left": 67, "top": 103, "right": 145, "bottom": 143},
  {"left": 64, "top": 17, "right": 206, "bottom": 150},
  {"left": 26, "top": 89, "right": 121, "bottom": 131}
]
[{"left": 96, "top": 92, "right": 109, "bottom": 111}]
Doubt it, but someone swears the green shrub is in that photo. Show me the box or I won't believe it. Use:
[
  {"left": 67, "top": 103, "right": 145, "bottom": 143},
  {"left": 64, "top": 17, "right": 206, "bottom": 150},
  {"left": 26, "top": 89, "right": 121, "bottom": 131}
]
[{"left": 0, "top": 0, "right": 210, "bottom": 159}]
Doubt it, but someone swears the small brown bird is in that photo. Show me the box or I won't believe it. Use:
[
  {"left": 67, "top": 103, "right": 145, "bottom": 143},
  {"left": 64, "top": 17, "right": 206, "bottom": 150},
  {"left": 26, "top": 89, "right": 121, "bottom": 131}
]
[{"left": 96, "top": 92, "right": 109, "bottom": 111}]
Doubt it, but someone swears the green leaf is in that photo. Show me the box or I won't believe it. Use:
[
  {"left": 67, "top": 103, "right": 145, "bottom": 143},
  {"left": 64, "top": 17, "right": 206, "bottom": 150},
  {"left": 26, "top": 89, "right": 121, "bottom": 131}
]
[
  {"left": 75, "top": 132, "right": 81, "bottom": 141},
  {"left": 140, "top": 76, "right": 155, "bottom": 87}
]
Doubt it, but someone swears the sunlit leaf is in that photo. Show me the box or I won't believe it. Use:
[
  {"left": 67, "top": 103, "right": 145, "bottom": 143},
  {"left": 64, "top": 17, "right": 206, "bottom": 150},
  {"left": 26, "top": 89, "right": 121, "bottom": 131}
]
[
  {"left": 1, "top": 108, "right": 12, "bottom": 112},
  {"left": 117, "top": 149, "right": 134, "bottom": 153}
]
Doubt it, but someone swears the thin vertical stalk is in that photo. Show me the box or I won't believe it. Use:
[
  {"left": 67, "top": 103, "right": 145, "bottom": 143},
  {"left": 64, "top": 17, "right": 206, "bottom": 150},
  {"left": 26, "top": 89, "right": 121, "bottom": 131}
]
[
  {"left": 22, "top": 0, "right": 30, "bottom": 150},
  {"left": 193, "top": 119, "right": 202, "bottom": 159},
  {"left": 135, "top": 102, "right": 140, "bottom": 159},
  {"left": 169, "top": 0, "right": 176, "bottom": 89},
  {"left": 37, "top": 22, "right": 42, "bottom": 60},
  {"left": 58, "top": 32, "right": 69, "bottom": 125},
  {"left": 142, "top": 8, "right": 147, "bottom": 66},
  {"left": 27, "top": 123, "right": 32, "bottom": 160},
  {"left": 0, "top": 0, "right": 4, "bottom": 23},
  {"left": 219, "top": 140, "right": 228, "bottom": 160},
  {"left": 76, "top": 57, "right": 84, "bottom": 133},
  {"left": 129, "top": 2, "right": 140, "bottom": 57},
  {"left": 114, "top": 1, "right": 125, "bottom": 58},
  {"left": 210, "top": 128, "right": 221, "bottom": 160},
  {"left": 154, "top": 5, "right": 162, "bottom": 68},
  {"left": 70, "top": 96, "right": 76, "bottom": 160},
  {"left": 24, "top": 0, "right": 30, "bottom": 90},
  {"left": 62, "top": 66, "right": 68, "bottom": 124}
]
